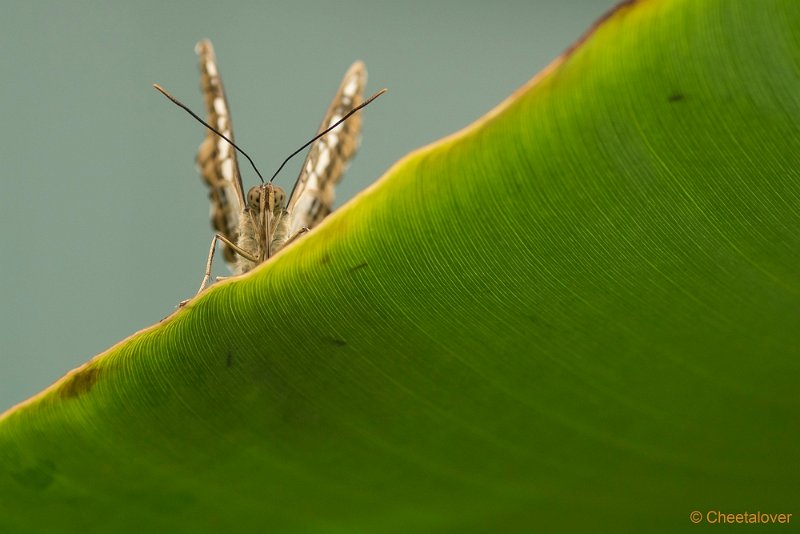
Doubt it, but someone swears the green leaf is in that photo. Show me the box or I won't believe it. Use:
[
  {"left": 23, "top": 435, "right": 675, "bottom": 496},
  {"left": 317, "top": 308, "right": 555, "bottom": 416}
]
[{"left": 2, "top": 0, "right": 799, "bottom": 531}]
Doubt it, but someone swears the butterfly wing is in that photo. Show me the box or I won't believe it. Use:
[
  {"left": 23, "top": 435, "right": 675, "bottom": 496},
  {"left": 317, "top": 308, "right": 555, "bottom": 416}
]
[
  {"left": 195, "top": 39, "right": 247, "bottom": 266},
  {"left": 285, "top": 61, "right": 367, "bottom": 237}
]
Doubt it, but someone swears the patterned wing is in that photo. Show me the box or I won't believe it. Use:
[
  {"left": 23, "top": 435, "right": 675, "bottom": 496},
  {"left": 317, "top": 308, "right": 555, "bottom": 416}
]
[
  {"left": 195, "top": 39, "right": 246, "bottom": 266},
  {"left": 286, "top": 61, "right": 367, "bottom": 236}
]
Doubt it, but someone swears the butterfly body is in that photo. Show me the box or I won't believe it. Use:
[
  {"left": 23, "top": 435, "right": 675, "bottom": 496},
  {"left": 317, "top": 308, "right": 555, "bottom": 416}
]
[{"left": 234, "top": 183, "right": 289, "bottom": 274}]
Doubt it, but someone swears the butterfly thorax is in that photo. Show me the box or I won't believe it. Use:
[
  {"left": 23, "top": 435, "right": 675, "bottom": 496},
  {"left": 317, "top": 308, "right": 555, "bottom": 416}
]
[{"left": 234, "top": 184, "right": 289, "bottom": 274}]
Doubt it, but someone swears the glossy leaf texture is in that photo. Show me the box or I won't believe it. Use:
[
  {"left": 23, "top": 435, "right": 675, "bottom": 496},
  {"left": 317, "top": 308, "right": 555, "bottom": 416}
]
[{"left": 2, "top": 0, "right": 799, "bottom": 531}]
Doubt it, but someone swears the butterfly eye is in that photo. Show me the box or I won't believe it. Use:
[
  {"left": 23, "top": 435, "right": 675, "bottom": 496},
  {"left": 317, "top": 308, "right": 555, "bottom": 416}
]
[
  {"left": 273, "top": 188, "right": 286, "bottom": 207},
  {"left": 247, "top": 186, "right": 261, "bottom": 207}
]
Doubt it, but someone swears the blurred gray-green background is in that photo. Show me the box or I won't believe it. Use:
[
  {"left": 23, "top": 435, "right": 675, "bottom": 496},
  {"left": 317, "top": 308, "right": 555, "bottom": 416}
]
[{"left": 0, "top": 0, "right": 616, "bottom": 411}]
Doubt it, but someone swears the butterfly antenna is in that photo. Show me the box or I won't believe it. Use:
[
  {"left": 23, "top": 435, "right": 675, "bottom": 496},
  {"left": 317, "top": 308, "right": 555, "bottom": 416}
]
[
  {"left": 269, "top": 88, "right": 388, "bottom": 183},
  {"left": 153, "top": 83, "right": 266, "bottom": 183}
]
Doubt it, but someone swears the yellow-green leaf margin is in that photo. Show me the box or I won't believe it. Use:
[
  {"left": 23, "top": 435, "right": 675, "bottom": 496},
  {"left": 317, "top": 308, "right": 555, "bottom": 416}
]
[{"left": 2, "top": 0, "right": 799, "bottom": 531}]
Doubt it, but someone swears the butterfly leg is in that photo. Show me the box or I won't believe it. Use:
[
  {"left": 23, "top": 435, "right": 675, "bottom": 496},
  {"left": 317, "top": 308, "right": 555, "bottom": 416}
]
[
  {"left": 188, "top": 233, "right": 258, "bottom": 296},
  {"left": 180, "top": 229, "right": 306, "bottom": 308},
  {"left": 284, "top": 227, "right": 311, "bottom": 247},
  {"left": 178, "top": 235, "right": 230, "bottom": 307}
]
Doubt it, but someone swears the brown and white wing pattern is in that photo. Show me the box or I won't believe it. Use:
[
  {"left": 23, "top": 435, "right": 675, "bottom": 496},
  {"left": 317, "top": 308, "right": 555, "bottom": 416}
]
[
  {"left": 195, "top": 39, "right": 247, "bottom": 266},
  {"left": 286, "top": 61, "right": 367, "bottom": 236}
]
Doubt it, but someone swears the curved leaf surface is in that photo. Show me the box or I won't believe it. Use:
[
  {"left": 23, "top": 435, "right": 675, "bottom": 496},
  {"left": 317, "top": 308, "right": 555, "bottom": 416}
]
[{"left": 2, "top": 0, "right": 799, "bottom": 531}]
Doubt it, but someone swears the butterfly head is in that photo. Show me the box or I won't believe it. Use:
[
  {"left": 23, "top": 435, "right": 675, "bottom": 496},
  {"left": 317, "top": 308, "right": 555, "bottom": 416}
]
[{"left": 246, "top": 183, "right": 286, "bottom": 214}]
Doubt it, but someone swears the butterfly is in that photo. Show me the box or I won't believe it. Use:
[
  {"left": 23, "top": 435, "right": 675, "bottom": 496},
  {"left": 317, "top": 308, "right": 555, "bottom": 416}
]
[{"left": 163, "top": 39, "right": 382, "bottom": 294}]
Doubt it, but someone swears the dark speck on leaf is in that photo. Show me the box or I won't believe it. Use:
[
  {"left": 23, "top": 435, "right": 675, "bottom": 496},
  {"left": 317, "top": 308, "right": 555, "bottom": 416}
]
[
  {"left": 325, "top": 337, "right": 347, "bottom": 347},
  {"left": 226, "top": 351, "right": 234, "bottom": 368},
  {"left": 59, "top": 367, "right": 100, "bottom": 399},
  {"left": 348, "top": 262, "right": 368, "bottom": 274},
  {"left": 11, "top": 460, "right": 56, "bottom": 491},
  {"left": 320, "top": 253, "right": 331, "bottom": 265},
  {"left": 667, "top": 92, "right": 685, "bottom": 102}
]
